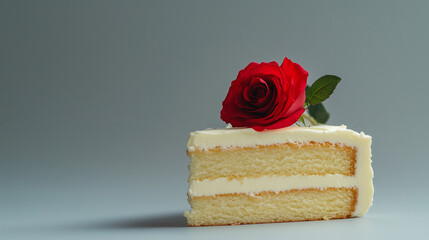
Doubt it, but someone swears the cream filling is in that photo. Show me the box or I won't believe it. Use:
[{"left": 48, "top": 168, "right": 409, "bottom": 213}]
[
  {"left": 188, "top": 174, "right": 368, "bottom": 216},
  {"left": 187, "top": 125, "right": 374, "bottom": 217},
  {"left": 189, "top": 174, "right": 358, "bottom": 197}
]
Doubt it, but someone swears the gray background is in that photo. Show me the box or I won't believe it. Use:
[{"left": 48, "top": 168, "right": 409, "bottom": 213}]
[{"left": 1, "top": 0, "right": 428, "bottom": 239}]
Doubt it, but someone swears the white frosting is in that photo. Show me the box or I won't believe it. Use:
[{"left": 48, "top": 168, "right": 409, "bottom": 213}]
[
  {"left": 188, "top": 125, "right": 364, "bottom": 151},
  {"left": 187, "top": 125, "right": 374, "bottom": 216},
  {"left": 189, "top": 174, "right": 358, "bottom": 196}
]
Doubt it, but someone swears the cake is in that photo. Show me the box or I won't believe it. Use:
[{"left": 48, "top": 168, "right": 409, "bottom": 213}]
[
  {"left": 184, "top": 56, "right": 374, "bottom": 226},
  {"left": 184, "top": 125, "right": 373, "bottom": 226}
]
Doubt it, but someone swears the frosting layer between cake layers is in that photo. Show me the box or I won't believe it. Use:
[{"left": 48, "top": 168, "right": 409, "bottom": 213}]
[{"left": 186, "top": 125, "right": 374, "bottom": 216}]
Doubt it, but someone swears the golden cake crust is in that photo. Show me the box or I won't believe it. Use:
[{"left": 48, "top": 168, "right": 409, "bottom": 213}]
[{"left": 186, "top": 187, "right": 358, "bottom": 227}]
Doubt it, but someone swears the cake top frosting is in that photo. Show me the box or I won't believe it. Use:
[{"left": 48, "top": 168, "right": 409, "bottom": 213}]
[{"left": 187, "top": 125, "right": 371, "bottom": 152}]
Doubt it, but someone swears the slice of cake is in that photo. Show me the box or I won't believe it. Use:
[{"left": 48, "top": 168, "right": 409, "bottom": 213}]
[
  {"left": 185, "top": 56, "right": 374, "bottom": 226},
  {"left": 184, "top": 125, "right": 373, "bottom": 226}
]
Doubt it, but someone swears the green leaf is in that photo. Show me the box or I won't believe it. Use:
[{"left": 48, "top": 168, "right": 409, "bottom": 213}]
[
  {"left": 308, "top": 103, "right": 330, "bottom": 124},
  {"left": 307, "top": 75, "right": 341, "bottom": 105}
]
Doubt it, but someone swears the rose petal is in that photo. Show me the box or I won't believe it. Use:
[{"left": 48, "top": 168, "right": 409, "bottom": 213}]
[
  {"left": 252, "top": 108, "right": 305, "bottom": 131},
  {"left": 283, "top": 89, "right": 306, "bottom": 116},
  {"left": 221, "top": 57, "right": 308, "bottom": 130},
  {"left": 254, "top": 85, "right": 272, "bottom": 107},
  {"left": 238, "top": 62, "right": 283, "bottom": 82},
  {"left": 236, "top": 62, "right": 260, "bottom": 81},
  {"left": 243, "top": 86, "right": 253, "bottom": 102},
  {"left": 249, "top": 77, "right": 268, "bottom": 100},
  {"left": 281, "top": 57, "right": 308, "bottom": 99}
]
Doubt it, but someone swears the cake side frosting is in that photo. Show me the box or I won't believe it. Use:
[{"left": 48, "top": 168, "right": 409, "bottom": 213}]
[{"left": 186, "top": 125, "right": 374, "bottom": 217}]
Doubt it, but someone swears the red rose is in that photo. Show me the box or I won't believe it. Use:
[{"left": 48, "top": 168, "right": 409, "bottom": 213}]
[{"left": 220, "top": 57, "right": 308, "bottom": 131}]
